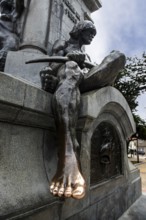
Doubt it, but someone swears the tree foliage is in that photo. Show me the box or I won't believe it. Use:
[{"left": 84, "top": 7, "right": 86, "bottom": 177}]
[
  {"left": 133, "top": 115, "right": 146, "bottom": 140},
  {"left": 114, "top": 52, "right": 146, "bottom": 139},
  {"left": 115, "top": 52, "right": 146, "bottom": 112}
]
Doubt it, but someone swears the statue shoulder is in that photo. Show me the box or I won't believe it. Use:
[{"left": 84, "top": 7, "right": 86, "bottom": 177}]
[{"left": 52, "top": 39, "right": 67, "bottom": 56}]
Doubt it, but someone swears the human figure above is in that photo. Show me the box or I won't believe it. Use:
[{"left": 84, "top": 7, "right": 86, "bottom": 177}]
[
  {"left": 40, "top": 20, "right": 126, "bottom": 199},
  {"left": 0, "top": 0, "right": 24, "bottom": 71}
]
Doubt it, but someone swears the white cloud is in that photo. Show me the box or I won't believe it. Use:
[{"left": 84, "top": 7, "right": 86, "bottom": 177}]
[
  {"left": 87, "top": 0, "right": 146, "bottom": 63},
  {"left": 86, "top": 0, "right": 146, "bottom": 120}
]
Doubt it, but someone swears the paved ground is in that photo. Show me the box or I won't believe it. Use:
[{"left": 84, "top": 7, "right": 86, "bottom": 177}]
[
  {"left": 118, "top": 156, "right": 146, "bottom": 220},
  {"left": 136, "top": 159, "right": 146, "bottom": 194},
  {"left": 129, "top": 155, "right": 146, "bottom": 194}
]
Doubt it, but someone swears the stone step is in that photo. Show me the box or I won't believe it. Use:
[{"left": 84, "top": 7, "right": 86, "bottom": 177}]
[{"left": 118, "top": 195, "right": 146, "bottom": 220}]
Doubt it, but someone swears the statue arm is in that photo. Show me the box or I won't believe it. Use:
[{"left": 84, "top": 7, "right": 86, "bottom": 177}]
[
  {"left": 0, "top": 0, "right": 14, "bottom": 21},
  {"left": 51, "top": 39, "right": 66, "bottom": 56},
  {"left": 15, "top": 0, "right": 24, "bottom": 17},
  {"left": 12, "top": 0, "right": 24, "bottom": 21},
  {"left": 47, "top": 39, "right": 66, "bottom": 75},
  {"left": 40, "top": 40, "right": 66, "bottom": 93},
  {"left": 0, "top": 0, "right": 24, "bottom": 22}
]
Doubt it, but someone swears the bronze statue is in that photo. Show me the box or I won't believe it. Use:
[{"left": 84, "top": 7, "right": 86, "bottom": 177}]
[
  {"left": 39, "top": 20, "right": 126, "bottom": 199},
  {"left": 0, "top": 0, "right": 24, "bottom": 71}
]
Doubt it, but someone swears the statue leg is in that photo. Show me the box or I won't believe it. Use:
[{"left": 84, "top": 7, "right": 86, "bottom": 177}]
[
  {"left": 50, "top": 62, "right": 85, "bottom": 199},
  {"left": 80, "top": 50, "right": 126, "bottom": 93}
]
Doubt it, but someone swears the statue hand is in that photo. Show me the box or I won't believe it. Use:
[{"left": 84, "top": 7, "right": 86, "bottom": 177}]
[
  {"left": 67, "top": 51, "right": 86, "bottom": 65},
  {"left": 40, "top": 67, "right": 58, "bottom": 93},
  {"left": 0, "top": 14, "right": 13, "bottom": 21}
]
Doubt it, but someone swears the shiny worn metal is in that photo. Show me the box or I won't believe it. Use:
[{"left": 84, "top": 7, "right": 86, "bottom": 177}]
[{"left": 38, "top": 20, "right": 126, "bottom": 199}]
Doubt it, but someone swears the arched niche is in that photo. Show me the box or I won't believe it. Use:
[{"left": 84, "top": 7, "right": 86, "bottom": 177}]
[{"left": 90, "top": 117, "right": 122, "bottom": 185}]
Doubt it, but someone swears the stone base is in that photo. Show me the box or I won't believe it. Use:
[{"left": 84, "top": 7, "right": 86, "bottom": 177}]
[
  {"left": 118, "top": 195, "right": 146, "bottom": 220},
  {"left": 0, "top": 72, "right": 141, "bottom": 220},
  {"left": 4, "top": 50, "right": 49, "bottom": 86}
]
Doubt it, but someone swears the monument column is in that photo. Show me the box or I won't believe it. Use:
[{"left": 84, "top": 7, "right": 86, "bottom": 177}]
[
  {"left": 5, "top": 0, "right": 53, "bottom": 86},
  {"left": 4, "top": 0, "right": 102, "bottom": 86},
  {"left": 20, "top": 0, "right": 52, "bottom": 54}
]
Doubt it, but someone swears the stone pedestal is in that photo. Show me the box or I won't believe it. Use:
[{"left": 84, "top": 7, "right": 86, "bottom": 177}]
[
  {"left": 0, "top": 72, "right": 141, "bottom": 220},
  {"left": 1, "top": 2, "right": 141, "bottom": 219},
  {"left": 5, "top": 50, "right": 47, "bottom": 86},
  {"left": 4, "top": 0, "right": 101, "bottom": 85}
]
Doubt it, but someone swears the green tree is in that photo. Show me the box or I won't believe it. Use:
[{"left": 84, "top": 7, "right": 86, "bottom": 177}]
[
  {"left": 114, "top": 52, "right": 146, "bottom": 139},
  {"left": 134, "top": 115, "right": 146, "bottom": 140}
]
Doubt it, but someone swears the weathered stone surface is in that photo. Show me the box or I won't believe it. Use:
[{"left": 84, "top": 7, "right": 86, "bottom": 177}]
[
  {"left": 118, "top": 195, "right": 146, "bottom": 220},
  {"left": 0, "top": 102, "right": 20, "bottom": 122},
  {"left": 5, "top": 51, "right": 48, "bottom": 86},
  {"left": 0, "top": 122, "right": 51, "bottom": 218},
  {"left": 22, "top": 202, "right": 62, "bottom": 220},
  {"left": 21, "top": 0, "right": 51, "bottom": 52},
  {"left": 0, "top": 71, "right": 26, "bottom": 106},
  {"left": 24, "top": 83, "right": 52, "bottom": 114},
  {"left": 67, "top": 175, "right": 141, "bottom": 220},
  {"left": 83, "top": 0, "right": 102, "bottom": 12},
  {"left": 79, "top": 86, "right": 135, "bottom": 137},
  {"left": 0, "top": 72, "right": 141, "bottom": 219},
  {"left": 0, "top": 71, "right": 54, "bottom": 129},
  {"left": 67, "top": 204, "right": 97, "bottom": 220}
]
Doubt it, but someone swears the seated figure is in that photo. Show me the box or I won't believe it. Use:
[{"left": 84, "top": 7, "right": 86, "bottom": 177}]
[{"left": 40, "top": 20, "right": 126, "bottom": 199}]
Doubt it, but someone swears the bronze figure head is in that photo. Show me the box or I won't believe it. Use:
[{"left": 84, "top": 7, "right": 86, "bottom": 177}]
[{"left": 69, "top": 20, "right": 97, "bottom": 45}]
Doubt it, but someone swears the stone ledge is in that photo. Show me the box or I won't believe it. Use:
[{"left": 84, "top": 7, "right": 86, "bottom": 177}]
[
  {"left": 0, "top": 72, "right": 54, "bottom": 129},
  {"left": 79, "top": 87, "right": 136, "bottom": 138},
  {"left": 0, "top": 72, "right": 135, "bottom": 133},
  {"left": 83, "top": 0, "right": 102, "bottom": 12},
  {"left": 5, "top": 51, "right": 48, "bottom": 87}
]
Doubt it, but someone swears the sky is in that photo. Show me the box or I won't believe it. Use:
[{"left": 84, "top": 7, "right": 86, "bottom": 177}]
[{"left": 86, "top": 0, "right": 146, "bottom": 121}]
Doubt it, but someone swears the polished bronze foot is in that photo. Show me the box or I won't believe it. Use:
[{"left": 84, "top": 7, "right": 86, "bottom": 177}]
[{"left": 50, "top": 154, "right": 86, "bottom": 199}]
